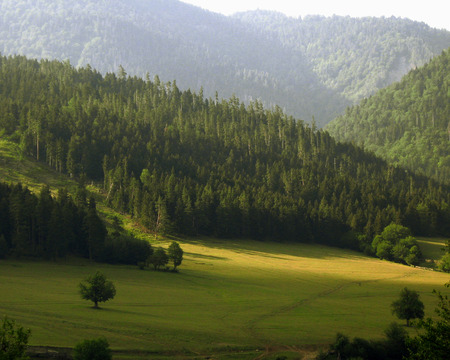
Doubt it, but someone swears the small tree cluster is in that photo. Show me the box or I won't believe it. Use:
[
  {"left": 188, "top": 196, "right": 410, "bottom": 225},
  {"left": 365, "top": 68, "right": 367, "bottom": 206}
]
[
  {"left": 317, "top": 322, "right": 409, "bottom": 360},
  {"left": 372, "top": 224, "right": 422, "bottom": 265},
  {"left": 146, "top": 241, "right": 183, "bottom": 271}
]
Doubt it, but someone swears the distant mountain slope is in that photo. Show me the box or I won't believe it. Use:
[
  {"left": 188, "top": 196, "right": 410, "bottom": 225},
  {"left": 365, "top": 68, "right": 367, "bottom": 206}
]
[
  {"left": 234, "top": 11, "right": 450, "bottom": 103},
  {"left": 0, "top": 0, "right": 344, "bottom": 126},
  {"left": 327, "top": 48, "right": 450, "bottom": 184},
  {"left": 1, "top": 1, "right": 449, "bottom": 126}
]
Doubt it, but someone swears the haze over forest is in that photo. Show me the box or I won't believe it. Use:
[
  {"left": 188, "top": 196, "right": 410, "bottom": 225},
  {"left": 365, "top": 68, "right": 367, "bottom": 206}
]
[{"left": 1, "top": 0, "right": 450, "bottom": 126}]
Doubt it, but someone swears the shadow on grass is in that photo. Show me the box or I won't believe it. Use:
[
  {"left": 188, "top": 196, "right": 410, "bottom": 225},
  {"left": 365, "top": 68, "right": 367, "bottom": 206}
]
[{"left": 179, "top": 235, "right": 369, "bottom": 261}]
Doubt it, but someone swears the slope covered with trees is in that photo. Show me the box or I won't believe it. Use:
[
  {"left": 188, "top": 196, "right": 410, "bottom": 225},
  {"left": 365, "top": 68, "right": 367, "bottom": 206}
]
[
  {"left": 235, "top": 11, "right": 450, "bottom": 103},
  {"left": 0, "top": 55, "right": 449, "bottom": 253},
  {"left": 1, "top": 0, "right": 449, "bottom": 126},
  {"left": 0, "top": 180, "right": 152, "bottom": 264},
  {"left": 327, "top": 48, "right": 450, "bottom": 184}
]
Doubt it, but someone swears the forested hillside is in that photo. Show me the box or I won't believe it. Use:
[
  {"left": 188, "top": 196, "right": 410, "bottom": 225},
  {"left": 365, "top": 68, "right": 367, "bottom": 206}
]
[
  {"left": 327, "top": 48, "right": 450, "bottom": 185},
  {"left": 235, "top": 11, "right": 450, "bottom": 102},
  {"left": 0, "top": 55, "right": 449, "bottom": 253},
  {"left": 1, "top": 0, "right": 449, "bottom": 126}
]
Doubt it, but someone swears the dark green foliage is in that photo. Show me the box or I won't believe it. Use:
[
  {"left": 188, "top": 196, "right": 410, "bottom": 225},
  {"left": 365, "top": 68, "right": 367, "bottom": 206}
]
[
  {"left": 0, "top": 235, "right": 8, "bottom": 259},
  {"left": 383, "top": 322, "right": 409, "bottom": 359},
  {"left": 84, "top": 209, "right": 107, "bottom": 261},
  {"left": 0, "top": 180, "right": 148, "bottom": 264},
  {"left": 391, "top": 288, "right": 425, "bottom": 326},
  {"left": 0, "top": 55, "right": 449, "bottom": 249},
  {"left": 328, "top": 49, "right": 450, "bottom": 184},
  {"left": 439, "top": 253, "right": 450, "bottom": 272},
  {"left": 0, "top": 183, "right": 88, "bottom": 259},
  {"left": 73, "top": 338, "right": 112, "bottom": 360},
  {"left": 79, "top": 271, "right": 116, "bottom": 309},
  {"left": 320, "top": 323, "right": 409, "bottom": 359},
  {"left": 406, "top": 283, "right": 450, "bottom": 359},
  {"left": 372, "top": 224, "right": 422, "bottom": 264},
  {"left": 102, "top": 234, "right": 153, "bottom": 265},
  {"left": 147, "top": 247, "right": 169, "bottom": 271},
  {"left": 168, "top": 241, "right": 183, "bottom": 270},
  {"left": 0, "top": 317, "right": 31, "bottom": 360}
]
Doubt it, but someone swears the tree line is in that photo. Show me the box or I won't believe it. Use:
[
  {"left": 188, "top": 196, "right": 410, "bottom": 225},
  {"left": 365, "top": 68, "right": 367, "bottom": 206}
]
[
  {"left": 0, "top": 181, "right": 151, "bottom": 264},
  {"left": 0, "top": 54, "right": 449, "bottom": 253}
]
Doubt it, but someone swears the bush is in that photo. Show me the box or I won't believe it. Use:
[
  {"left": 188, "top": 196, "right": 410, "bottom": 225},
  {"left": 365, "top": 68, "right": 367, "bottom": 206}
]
[
  {"left": 73, "top": 338, "right": 112, "bottom": 360},
  {"left": 438, "top": 253, "right": 450, "bottom": 272},
  {"left": 0, "top": 316, "right": 31, "bottom": 360}
]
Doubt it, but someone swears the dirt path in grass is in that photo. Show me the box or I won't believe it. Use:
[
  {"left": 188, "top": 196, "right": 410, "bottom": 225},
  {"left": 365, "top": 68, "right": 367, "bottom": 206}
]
[{"left": 245, "top": 273, "right": 413, "bottom": 352}]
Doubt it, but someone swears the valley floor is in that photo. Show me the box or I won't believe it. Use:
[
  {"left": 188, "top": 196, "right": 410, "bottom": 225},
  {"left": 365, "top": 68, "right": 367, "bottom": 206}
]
[{"left": 1, "top": 238, "right": 449, "bottom": 359}]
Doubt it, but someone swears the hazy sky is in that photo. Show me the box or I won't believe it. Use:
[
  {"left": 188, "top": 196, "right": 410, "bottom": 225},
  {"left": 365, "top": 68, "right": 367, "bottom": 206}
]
[{"left": 181, "top": 0, "right": 450, "bottom": 31}]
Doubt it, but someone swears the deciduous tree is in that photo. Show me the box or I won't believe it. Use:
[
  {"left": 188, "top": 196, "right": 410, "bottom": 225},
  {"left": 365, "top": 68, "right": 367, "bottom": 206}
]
[
  {"left": 391, "top": 287, "right": 424, "bottom": 326},
  {"left": 168, "top": 241, "right": 183, "bottom": 271},
  {"left": 79, "top": 271, "right": 116, "bottom": 308}
]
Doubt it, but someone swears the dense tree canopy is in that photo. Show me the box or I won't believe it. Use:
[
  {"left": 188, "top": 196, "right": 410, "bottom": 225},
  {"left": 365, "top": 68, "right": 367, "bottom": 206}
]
[
  {"left": 327, "top": 48, "right": 450, "bottom": 184},
  {"left": 236, "top": 12, "right": 450, "bottom": 105},
  {"left": 0, "top": 181, "right": 152, "bottom": 263},
  {"left": 0, "top": 55, "right": 449, "bottom": 252}
]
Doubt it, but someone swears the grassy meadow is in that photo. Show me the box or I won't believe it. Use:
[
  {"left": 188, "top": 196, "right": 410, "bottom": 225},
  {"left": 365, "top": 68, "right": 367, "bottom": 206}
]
[{"left": 1, "top": 239, "right": 449, "bottom": 359}]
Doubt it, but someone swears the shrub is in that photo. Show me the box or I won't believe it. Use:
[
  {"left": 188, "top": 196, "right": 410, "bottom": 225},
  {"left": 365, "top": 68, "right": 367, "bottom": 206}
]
[
  {"left": 0, "top": 316, "right": 31, "bottom": 360},
  {"left": 73, "top": 338, "right": 112, "bottom": 360}
]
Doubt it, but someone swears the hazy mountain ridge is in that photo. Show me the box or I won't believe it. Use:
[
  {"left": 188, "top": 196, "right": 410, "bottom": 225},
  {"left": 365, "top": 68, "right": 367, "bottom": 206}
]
[
  {"left": 2, "top": 0, "right": 449, "bottom": 126},
  {"left": 327, "top": 48, "right": 450, "bottom": 184},
  {"left": 234, "top": 11, "right": 450, "bottom": 102}
]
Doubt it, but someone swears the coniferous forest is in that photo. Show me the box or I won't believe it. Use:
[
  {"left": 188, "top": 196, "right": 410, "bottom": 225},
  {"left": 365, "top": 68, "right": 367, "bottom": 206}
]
[
  {"left": 0, "top": 54, "right": 449, "bottom": 258},
  {"left": 0, "top": 181, "right": 152, "bottom": 263},
  {"left": 327, "top": 49, "right": 450, "bottom": 185}
]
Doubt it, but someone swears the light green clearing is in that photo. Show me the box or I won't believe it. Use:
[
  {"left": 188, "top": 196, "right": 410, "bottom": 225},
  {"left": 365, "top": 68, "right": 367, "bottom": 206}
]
[
  {"left": 0, "top": 138, "right": 77, "bottom": 194},
  {"left": 1, "top": 239, "right": 449, "bottom": 358},
  {"left": 417, "top": 237, "right": 447, "bottom": 262}
]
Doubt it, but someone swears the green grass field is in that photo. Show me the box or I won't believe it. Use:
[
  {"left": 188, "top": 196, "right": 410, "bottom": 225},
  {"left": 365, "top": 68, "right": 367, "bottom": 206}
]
[
  {"left": 1, "top": 137, "right": 449, "bottom": 359},
  {"left": 1, "top": 239, "right": 449, "bottom": 359}
]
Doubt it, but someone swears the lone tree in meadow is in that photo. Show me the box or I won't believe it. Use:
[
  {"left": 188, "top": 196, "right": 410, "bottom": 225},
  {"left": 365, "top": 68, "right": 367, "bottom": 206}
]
[
  {"left": 168, "top": 241, "right": 183, "bottom": 271},
  {"left": 79, "top": 271, "right": 116, "bottom": 309},
  {"left": 391, "top": 287, "right": 424, "bottom": 326}
]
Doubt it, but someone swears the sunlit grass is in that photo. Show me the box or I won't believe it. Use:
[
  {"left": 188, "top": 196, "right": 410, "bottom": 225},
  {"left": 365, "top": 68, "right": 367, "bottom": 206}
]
[{"left": 1, "top": 240, "right": 449, "bottom": 359}]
